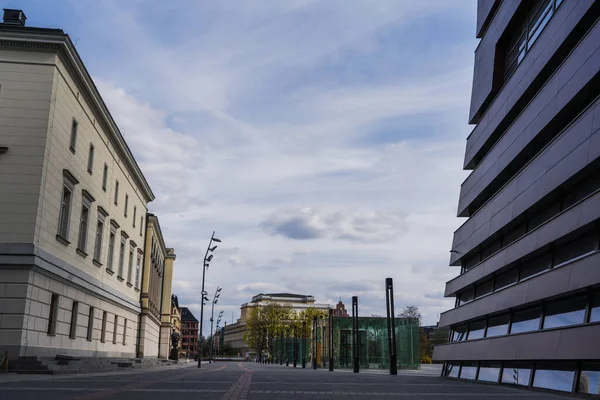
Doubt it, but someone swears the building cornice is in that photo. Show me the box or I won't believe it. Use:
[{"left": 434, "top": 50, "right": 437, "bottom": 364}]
[{"left": 0, "top": 31, "right": 155, "bottom": 203}]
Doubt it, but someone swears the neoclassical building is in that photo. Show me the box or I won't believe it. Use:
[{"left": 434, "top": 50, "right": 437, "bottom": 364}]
[{"left": 0, "top": 10, "right": 176, "bottom": 361}]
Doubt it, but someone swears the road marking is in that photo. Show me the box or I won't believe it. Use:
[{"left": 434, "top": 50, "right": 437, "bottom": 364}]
[{"left": 221, "top": 371, "right": 252, "bottom": 400}]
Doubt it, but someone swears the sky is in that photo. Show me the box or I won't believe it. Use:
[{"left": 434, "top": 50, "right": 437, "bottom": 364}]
[{"left": 11, "top": 0, "right": 478, "bottom": 330}]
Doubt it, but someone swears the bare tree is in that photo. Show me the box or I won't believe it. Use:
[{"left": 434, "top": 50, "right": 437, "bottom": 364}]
[{"left": 398, "top": 305, "right": 422, "bottom": 326}]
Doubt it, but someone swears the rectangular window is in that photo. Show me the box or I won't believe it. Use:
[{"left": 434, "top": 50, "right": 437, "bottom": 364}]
[
  {"left": 543, "top": 296, "right": 587, "bottom": 329},
  {"left": 58, "top": 186, "right": 73, "bottom": 240},
  {"left": 112, "top": 315, "right": 118, "bottom": 344},
  {"left": 533, "top": 363, "right": 576, "bottom": 392},
  {"left": 563, "top": 170, "right": 600, "bottom": 209},
  {"left": 114, "top": 180, "right": 119, "bottom": 205},
  {"left": 528, "top": 201, "right": 561, "bottom": 231},
  {"left": 510, "top": 307, "right": 541, "bottom": 334},
  {"left": 477, "top": 363, "right": 501, "bottom": 383},
  {"left": 520, "top": 252, "right": 552, "bottom": 280},
  {"left": 133, "top": 207, "right": 137, "bottom": 227},
  {"left": 107, "top": 228, "right": 116, "bottom": 272},
  {"left": 481, "top": 239, "right": 501, "bottom": 260},
  {"left": 553, "top": 232, "right": 598, "bottom": 267},
  {"left": 118, "top": 237, "right": 126, "bottom": 278},
  {"left": 127, "top": 246, "right": 134, "bottom": 284},
  {"left": 495, "top": 268, "right": 518, "bottom": 290},
  {"left": 578, "top": 362, "right": 600, "bottom": 395},
  {"left": 139, "top": 216, "right": 143, "bottom": 236},
  {"left": 122, "top": 319, "right": 128, "bottom": 345},
  {"left": 124, "top": 194, "right": 129, "bottom": 217},
  {"left": 503, "top": 223, "right": 527, "bottom": 246},
  {"left": 590, "top": 293, "right": 600, "bottom": 323},
  {"left": 501, "top": 363, "right": 532, "bottom": 386},
  {"left": 47, "top": 294, "right": 59, "bottom": 336},
  {"left": 459, "top": 362, "right": 477, "bottom": 380},
  {"left": 87, "top": 143, "right": 94, "bottom": 174},
  {"left": 486, "top": 314, "right": 509, "bottom": 337},
  {"left": 69, "top": 119, "right": 78, "bottom": 152},
  {"left": 102, "top": 164, "right": 108, "bottom": 191},
  {"left": 93, "top": 208, "right": 107, "bottom": 264},
  {"left": 452, "top": 325, "right": 467, "bottom": 342},
  {"left": 69, "top": 301, "right": 79, "bottom": 339},
  {"left": 444, "top": 363, "right": 459, "bottom": 378},
  {"left": 463, "top": 253, "right": 481, "bottom": 272},
  {"left": 458, "top": 289, "right": 474, "bottom": 306},
  {"left": 77, "top": 202, "right": 90, "bottom": 253},
  {"left": 475, "top": 280, "right": 493, "bottom": 299},
  {"left": 87, "top": 306, "right": 94, "bottom": 341},
  {"left": 135, "top": 252, "right": 142, "bottom": 289},
  {"left": 467, "top": 320, "right": 486, "bottom": 340},
  {"left": 101, "top": 311, "right": 107, "bottom": 343}
]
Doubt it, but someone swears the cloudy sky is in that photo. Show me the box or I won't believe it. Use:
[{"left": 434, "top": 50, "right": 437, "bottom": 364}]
[{"left": 15, "top": 0, "right": 477, "bottom": 329}]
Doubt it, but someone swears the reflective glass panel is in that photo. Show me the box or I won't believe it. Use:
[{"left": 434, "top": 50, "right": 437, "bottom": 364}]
[
  {"left": 553, "top": 232, "right": 598, "bottom": 267},
  {"left": 578, "top": 363, "right": 600, "bottom": 395},
  {"left": 590, "top": 294, "right": 600, "bottom": 323},
  {"left": 460, "top": 363, "right": 477, "bottom": 380},
  {"left": 543, "top": 296, "right": 586, "bottom": 329},
  {"left": 520, "top": 253, "right": 552, "bottom": 280},
  {"left": 486, "top": 315, "right": 509, "bottom": 337},
  {"left": 475, "top": 280, "right": 493, "bottom": 299},
  {"left": 527, "top": 0, "right": 553, "bottom": 50},
  {"left": 510, "top": 308, "right": 541, "bottom": 334},
  {"left": 533, "top": 366, "right": 575, "bottom": 392},
  {"left": 458, "top": 289, "right": 474, "bottom": 306},
  {"left": 495, "top": 268, "right": 518, "bottom": 290},
  {"left": 502, "top": 364, "right": 532, "bottom": 386},
  {"left": 467, "top": 320, "right": 485, "bottom": 340},
  {"left": 445, "top": 363, "right": 459, "bottom": 378},
  {"left": 478, "top": 364, "right": 500, "bottom": 383},
  {"left": 452, "top": 325, "right": 467, "bottom": 342}
]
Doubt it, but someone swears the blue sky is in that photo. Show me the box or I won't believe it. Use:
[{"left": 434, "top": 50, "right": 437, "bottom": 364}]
[{"left": 10, "top": 0, "right": 478, "bottom": 330}]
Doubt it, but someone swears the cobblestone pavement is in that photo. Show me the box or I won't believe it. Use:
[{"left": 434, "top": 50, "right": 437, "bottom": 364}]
[{"left": 0, "top": 361, "right": 569, "bottom": 399}]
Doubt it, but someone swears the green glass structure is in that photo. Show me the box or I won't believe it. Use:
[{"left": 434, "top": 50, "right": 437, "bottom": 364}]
[{"left": 272, "top": 317, "right": 420, "bottom": 370}]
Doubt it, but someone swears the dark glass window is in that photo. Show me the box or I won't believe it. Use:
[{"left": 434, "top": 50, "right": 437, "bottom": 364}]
[
  {"left": 463, "top": 253, "right": 481, "bottom": 271},
  {"left": 445, "top": 363, "right": 459, "bottom": 378},
  {"left": 502, "top": 363, "right": 532, "bottom": 386},
  {"left": 452, "top": 325, "right": 467, "bottom": 342},
  {"left": 510, "top": 307, "right": 541, "bottom": 334},
  {"left": 475, "top": 280, "right": 494, "bottom": 299},
  {"left": 458, "top": 289, "right": 474, "bottom": 306},
  {"left": 467, "top": 320, "right": 486, "bottom": 340},
  {"left": 520, "top": 252, "right": 552, "bottom": 280},
  {"left": 503, "top": 223, "right": 527, "bottom": 246},
  {"left": 563, "top": 172, "right": 600, "bottom": 209},
  {"left": 533, "top": 363, "right": 576, "bottom": 392},
  {"left": 578, "top": 362, "right": 600, "bottom": 395},
  {"left": 495, "top": 268, "right": 518, "bottom": 290},
  {"left": 482, "top": 239, "right": 502, "bottom": 260},
  {"left": 460, "top": 362, "right": 477, "bottom": 380},
  {"left": 478, "top": 363, "right": 501, "bottom": 383},
  {"left": 528, "top": 201, "right": 560, "bottom": 231},
  {"left": 486, "top": 314, "right": 509, "bottom": 337},
  {"left": 543, "top": 296, "right": 587, "bottom": 329},
  {"left": 589, "top": 293, "right": 600, "bottom": 323},
  {"left": 553, "top": 232, "right": 598, "bottom": 267}
]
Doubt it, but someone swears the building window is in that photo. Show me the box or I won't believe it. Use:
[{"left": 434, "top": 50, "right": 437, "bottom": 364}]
[
  {"left": 504, "top": 0, "right": 562, "bottom": 80},
  {"left": 102, "top": 164, "right": 108, "bottom": 191},
  {"left": 532, "top": 363, "right": 576, "bottom": 392},
  {"left": 135, "top": 251, "right": 142, "bottom": 289},
  {"left": 501, "top": 363, "right": 532, "bottom": 386},
  {"left": 93, "top": 207, "right": 108, "bottom": 264},
  {"left": 113, "top": 315, "right": 118, "bottom": 344},
  {"left": 107, "top": 221, "right": 118, "bottom": 273},
  {"left": 474, "top": 279, "right": 493, "bottom": 299},
  {"left": 114, "top": 180, "right": 119, "bottom": 205},
  {"left": 122, "top": 319, "right": 128, "bottom": 345},
  {"left": 127, "top": 244, "right": 135, "bottom": 284},
  {"left": 458, "top": 289, "right": 474, "bottom": 306},
  {"left": 467, "top": 320, "right": 486, "bottom": 340},
  {"left": 542, "top": 296, "right": 587, "bottom": 329},
  {"left": 57, "top": 170, "right": 78, "bottom": 242},
  {"left": 101, "top": 311, "right": 107, "bottom": 343},
  {"left": 133, "top": 207, "right": 137, "bottom": 227},
  {"left": 77, "top": 191, "right": 95, "bottom": 255},
  {"left": 139, "top": 216, "right": 144, "bottom": 236},
  {"left": 87, "top": 307, "right": 94, "bottom": 341},
  {"left": 520, "top": 252, "right": 552, "bottom": 280},
  {"left": 494, "top": 268, "right": 518, "bottom": 291},
  {"left": 69, "top": 301, "right": 79, "bottom": 339},
  {"left": 69, "top": 119, "right": 78, "bottom": 153},
  {"left": 477, "top": 363, "right": 501, "bottom": 383},
  {"left": 459, "top": 362, "right": 477, "bottom": 380},
  {"left": 47, "top": 294, "right": 59, "bottom": 336},
  {"left": 452, "top": 325, "right": 467, "bottom": 342},
  {"left": 118, "top": 235, "right": 127, "bottom": 279},
  {"left": 590, "top": 292, "right": 600, "bottom": 323},
  {"left": 87, "top": 143, "right": 94, "bottom": 174},
  {"left": 486, "top": 314, "right": 509, "bottom": 337},
  {"left": 578, "top": 362, "right": 600, "bottom": 395},
  {"left": 553, "top": 231, "right": 598, "bottom": 268},
  {"left": 124, "top": 194, "right": 129, "bottom": 217},
  {"left": 510, "top": 307, "right": 541, "bottom": 334}
]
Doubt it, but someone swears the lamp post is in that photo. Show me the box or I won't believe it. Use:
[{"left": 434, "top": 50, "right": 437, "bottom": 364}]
[
  {"left": 198, "top": 232, "right": 221, "bottom": 368},
  {"left": 302, "top": 320, "right": 306, "bottom": 368},
  {"left": 293, "top": 324, "right": 297, "bottom": 368},
  {"left": 209, "top": 287, "right": 222, "bottom": 364},
  {"left": 312, "top": 316, "right": 318, "bottom": 369},
  {"left": 328, "top": 308, "right": 334, "bottom": 371},
  {"left": 286, "top": 327, "right": 290, "bottom": 367},
  {"left": 213, "top": 310, "right": 223, "bottom": 362}
]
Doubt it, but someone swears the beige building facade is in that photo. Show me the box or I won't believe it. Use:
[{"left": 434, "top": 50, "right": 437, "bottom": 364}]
[{"left": 0, "top": 16, "right": 166, "bottom": 360}]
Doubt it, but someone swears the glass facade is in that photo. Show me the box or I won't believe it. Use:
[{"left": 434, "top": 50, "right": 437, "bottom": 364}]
[
  {"left": 477, "top": 363, "right": 500, "bottom": 383},
  {"left": 542, "top": 297, "right": 586, "bottom": 329},
  {"left": 501, "top": 363, "right": 531, "bottom": 386},
  {"left": 460, "top": 363, "right": 477, "bottom": 380},
  {"left": 532, "top": 364, "right": 576, "bottom": 392},
  {"left": 578, "top": 363, "right": 600, "bottom": 395},
  {"left": 510, "top": 308, "right": 541, "bottom": 334},
  {"left": 485, "top": 315, "right": 509, "bottom": 337}
]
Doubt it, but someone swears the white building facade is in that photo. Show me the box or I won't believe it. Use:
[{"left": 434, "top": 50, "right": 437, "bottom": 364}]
[{"left": 0, "top": 16, "right": 155, "bottom": 360}]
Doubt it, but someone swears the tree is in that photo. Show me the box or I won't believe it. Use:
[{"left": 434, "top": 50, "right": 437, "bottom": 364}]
[
  {"left": 243, "top": 303, "right": 294, "bottom": 358},
  {"left": 398, "top": 305, "right": 422, "bottom": 326}
]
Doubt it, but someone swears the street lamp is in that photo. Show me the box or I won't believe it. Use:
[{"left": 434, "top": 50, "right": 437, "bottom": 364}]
[
  {"left": 198, "top": 231, "right": 222, "bottom": 368},
  {"left": 213, "top": 309, "right": 223, "bottom": 361},
  {"left": 209, "top": 286, "right": 222, "bottom": 364}
]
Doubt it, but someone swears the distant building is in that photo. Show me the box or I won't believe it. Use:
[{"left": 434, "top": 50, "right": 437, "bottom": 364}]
[
  {"left": 180, "top": 307, "right": 198, "bottom": 358},
  {"left": 332, "top": 300, "right": 348, "bottom": 317},
  {"left": 170, "top": 295, "right": 182, "bottom": 353},
  {"left": 223, "top": 293, "right": 330, "bottom": 351}
]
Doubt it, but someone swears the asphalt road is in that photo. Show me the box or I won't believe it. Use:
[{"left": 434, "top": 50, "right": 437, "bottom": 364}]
[{"left": 0, "top": 361, "right": 570, "bottom": 399}]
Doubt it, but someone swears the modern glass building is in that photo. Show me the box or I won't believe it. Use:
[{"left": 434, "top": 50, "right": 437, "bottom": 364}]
[{"left": 433, "top": 0, "right": 600, "bottom": 396}]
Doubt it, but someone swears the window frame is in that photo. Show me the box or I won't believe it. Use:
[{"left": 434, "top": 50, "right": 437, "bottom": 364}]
[
  {"left": 87, "top": 143, "right": 94, "bottom": 174},
  {"left": 93, "top": 206, "right": 108, "bottom": 265},
  {"left": 57, "top": 170, "right": 79, "bottom": 243},
  {"left": 69, "top": 118, "right": 78, "bottom": 153},
  {"left": 76, "top": 190, "right": 95, "bottom": 255},
  {"left": 114, "top": 180, "right": 119, "bottom": 205},
  {"left": 69, "top": 301, "right": 79, "bottom": 339},
  {"left": 106, "top": 220, "right": 119, "bottom": 273},
  {"left": 102, "top": 164, "right": 108, "bottom": 192},
  {"left": 117, "top": 233, "right": 128, "bottom": 280},
  {"left": 86, "top": 306, "right": 94, "bottom": 341},
  {"left": 47, "top": 293, "right": 59, "bottom": 336}
]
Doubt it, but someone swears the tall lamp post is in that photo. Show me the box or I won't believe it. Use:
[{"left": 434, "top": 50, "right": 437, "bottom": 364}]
[
  {"left": 208, "top": 287, "right": 222, "bottom": 364},
  {"left": 198, "top": 231, "right": 222, "bottom": 368},
  {"left": 213, "top": 309, "right": 223, "bottom": 361}
]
